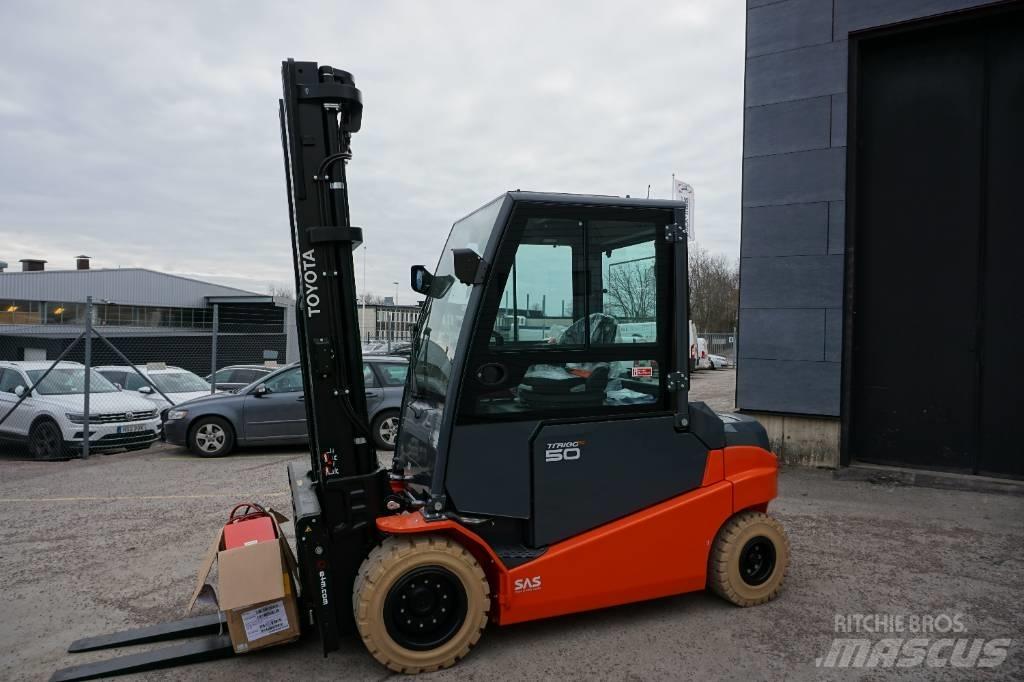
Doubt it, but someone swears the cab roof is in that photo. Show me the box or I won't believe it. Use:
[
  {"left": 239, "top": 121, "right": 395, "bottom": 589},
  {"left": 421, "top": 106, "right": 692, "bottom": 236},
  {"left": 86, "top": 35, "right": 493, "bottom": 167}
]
[{"left": 505, "top": 191, "right": 686, "bottom": 211}]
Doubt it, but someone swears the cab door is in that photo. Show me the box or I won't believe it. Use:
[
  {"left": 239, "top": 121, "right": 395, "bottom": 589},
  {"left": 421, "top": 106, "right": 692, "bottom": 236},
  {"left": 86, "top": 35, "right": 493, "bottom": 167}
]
[{"left": 444, "top": 203, "right": 706, "bottom": 545}]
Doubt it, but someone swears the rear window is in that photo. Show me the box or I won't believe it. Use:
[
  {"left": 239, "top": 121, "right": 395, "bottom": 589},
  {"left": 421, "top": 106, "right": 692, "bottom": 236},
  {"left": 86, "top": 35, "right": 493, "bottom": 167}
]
[{"left": 375, "top": 363, "right": 408, "bottom": 386}]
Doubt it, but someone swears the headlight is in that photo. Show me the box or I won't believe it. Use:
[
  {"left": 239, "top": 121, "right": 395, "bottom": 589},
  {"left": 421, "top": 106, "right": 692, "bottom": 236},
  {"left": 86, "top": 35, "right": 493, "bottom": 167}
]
[
  {"left": 66, "top": 413, "right": 85, "bottom": 424},
  {"left": 166, "top": 409, "right": 188, "bottom": 421}
]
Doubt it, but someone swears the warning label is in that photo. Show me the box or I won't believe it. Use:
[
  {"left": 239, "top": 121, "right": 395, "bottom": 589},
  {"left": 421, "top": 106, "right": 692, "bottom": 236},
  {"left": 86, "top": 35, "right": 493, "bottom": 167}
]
[
  {"left": 241, "top": 600, "right": 290, "bottom": 641},
  {"left": 631, "top": 366, "right": 654, "bottom": 378}
]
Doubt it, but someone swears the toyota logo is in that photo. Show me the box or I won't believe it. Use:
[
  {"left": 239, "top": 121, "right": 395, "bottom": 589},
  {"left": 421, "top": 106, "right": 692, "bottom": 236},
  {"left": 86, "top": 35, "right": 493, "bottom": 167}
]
[{"left": 125, "top": 411, "right": 134, "bottom": 420}]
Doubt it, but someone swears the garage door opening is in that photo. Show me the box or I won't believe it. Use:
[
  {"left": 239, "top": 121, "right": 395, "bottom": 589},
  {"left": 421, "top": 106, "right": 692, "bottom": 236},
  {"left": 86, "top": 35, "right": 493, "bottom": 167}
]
[{"left": 845, "top": 5, "right": 1024, "bottom": 479}]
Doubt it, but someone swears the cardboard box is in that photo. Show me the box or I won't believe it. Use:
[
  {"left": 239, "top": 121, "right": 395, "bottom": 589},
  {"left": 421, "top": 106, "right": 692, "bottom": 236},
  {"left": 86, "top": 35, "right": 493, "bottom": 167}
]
[{"left": 187, "top": 508, "right": 301, "bottom": 654}]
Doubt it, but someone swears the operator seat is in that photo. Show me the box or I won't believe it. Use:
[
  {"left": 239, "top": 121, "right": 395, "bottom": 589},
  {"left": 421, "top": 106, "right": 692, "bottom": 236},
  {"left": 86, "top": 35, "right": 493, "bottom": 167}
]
[{"left": 517, "top": 313, "right": 618, "bottom": 408}]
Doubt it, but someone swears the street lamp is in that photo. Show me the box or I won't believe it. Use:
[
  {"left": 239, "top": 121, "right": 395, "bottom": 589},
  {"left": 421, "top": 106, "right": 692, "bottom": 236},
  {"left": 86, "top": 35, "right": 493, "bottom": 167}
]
[{"left": 392, "top": 281, "right": 399, "bottom": 343}]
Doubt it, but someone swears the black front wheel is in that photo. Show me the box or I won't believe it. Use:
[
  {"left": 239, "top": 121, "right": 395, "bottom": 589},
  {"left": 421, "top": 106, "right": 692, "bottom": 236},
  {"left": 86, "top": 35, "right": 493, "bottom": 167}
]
[{"left": 29, "top": 419, "right": 64, "bottom": 460}]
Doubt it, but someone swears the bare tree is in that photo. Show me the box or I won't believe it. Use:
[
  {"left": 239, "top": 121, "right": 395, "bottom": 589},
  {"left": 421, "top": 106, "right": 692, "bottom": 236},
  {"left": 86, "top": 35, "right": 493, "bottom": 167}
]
[
  {"left": 267, "top": 285, "right": 295, "bottom": 303},
  {"left": 688, "top": 247, "right": 738, "bottom": 332},
  {"left": 606, "top": 260, "right": 656, "bottom": 321},
  {"left": 361, "top": 293, "right": 391, "bottom": 305}
]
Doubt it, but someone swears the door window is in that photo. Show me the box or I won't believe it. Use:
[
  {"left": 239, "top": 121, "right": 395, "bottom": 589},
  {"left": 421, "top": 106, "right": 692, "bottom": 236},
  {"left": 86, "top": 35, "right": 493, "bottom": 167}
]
[
  {"left": 0, "top": 369, "right": 26, "bottom": 394},
  {"left": 490, "top": 218, "right": 584, "bottom": 348},
  {"left": 463, "top": 210, "right": 671, "bottom": 420},
  {"left": 262, "top": 368, "right": 303, "bottom": 393},
  {"left": 375, "top": 363, "right": 408, "bottom": 386},
  {"left": 122, "top": 372, "right": 147, "bottom": 390},
  {"left": 363, "top": 363, "right": 378, "bottom": 388},
  {"left": 592, "top": 221, "right": 659, "bottom": 344}
]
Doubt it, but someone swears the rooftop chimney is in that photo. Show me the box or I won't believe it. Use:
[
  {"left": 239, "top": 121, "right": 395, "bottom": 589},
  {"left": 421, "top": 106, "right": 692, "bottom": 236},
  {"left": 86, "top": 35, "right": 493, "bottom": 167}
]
[
  {"left": 76, "top": 255, "right": 91, "bottom": 270},
  {"left": 19, "top": 259, "right": 46, "bottom": 272}
]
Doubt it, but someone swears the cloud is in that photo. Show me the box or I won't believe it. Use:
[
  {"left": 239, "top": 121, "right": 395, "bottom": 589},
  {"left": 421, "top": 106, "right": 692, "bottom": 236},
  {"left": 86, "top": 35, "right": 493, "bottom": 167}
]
[{"left": 0, "top": 0, "right": 745, "bottom": 301}]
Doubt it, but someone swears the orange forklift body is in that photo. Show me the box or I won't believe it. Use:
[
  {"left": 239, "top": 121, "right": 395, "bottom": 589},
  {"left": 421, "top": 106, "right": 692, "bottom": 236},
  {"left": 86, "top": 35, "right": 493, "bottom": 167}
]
[{"left": 377, "top": 444, "right": 777, "bottom": 626}]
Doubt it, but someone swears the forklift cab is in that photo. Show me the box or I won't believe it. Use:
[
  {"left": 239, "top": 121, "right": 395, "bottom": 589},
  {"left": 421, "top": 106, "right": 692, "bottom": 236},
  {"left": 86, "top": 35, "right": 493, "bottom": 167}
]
[{"left": 394, "top": 192, "right": 732, "bottom": 548}]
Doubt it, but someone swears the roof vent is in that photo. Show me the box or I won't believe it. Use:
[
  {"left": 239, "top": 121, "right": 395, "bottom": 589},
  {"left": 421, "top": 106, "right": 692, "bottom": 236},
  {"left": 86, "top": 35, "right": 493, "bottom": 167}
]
[
  {"left": 76, "top": 255, "right": 91, "bottom": 270},
  {"left": 19, "top": 259, "right": 46, "bottom": 272}
]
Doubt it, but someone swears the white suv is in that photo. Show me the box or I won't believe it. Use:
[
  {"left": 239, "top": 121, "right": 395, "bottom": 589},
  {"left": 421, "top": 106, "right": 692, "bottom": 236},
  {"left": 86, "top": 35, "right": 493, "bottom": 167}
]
[
  {"left": 95, "top": 364, "right": 214, "bottom": 410},
  {"left": 0, "top": 361, "right": 161, "bottom": 459}
]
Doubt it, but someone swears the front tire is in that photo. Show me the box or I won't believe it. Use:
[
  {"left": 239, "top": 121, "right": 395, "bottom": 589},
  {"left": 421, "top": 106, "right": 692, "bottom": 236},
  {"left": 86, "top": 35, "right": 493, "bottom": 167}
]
[
  {"left": 708, "top": 510, "right": 789, "bottom": 606},
  {"left": 28, "top": 419, "right": 64, "bottom": 460},
  {"left": 188, "top": 416, "right": 235, "bottom": 457},
  {"left": 353, "top": 535, "right": 490, "bottom": 673},
  {"left": 371, "top": 410, "right": 400, "bottom": 451}
]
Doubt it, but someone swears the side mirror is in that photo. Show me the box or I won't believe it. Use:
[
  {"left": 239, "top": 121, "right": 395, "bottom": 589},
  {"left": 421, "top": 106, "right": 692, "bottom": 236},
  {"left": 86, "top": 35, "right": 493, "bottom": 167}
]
[
  {"left": 452, "top": 248, "right": 487, "bottom": 286},
  {"left": 410, "top": 265, "right": 433, "bottom": 295},
  {"left": 254, "top": 384, "right": 269, "bottom": 396},
  {"left": 13, "top": 385, "right": 25, "bottom": 398},
  {"left": 410, "top": 265, "right": 454, "bottom": 299},
  {"left": 138, "top": 385, "right": 153, "bottom": 395}
]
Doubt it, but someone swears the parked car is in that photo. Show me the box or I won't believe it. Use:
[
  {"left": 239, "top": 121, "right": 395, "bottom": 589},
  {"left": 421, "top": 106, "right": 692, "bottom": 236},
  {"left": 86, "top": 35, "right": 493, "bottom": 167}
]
[
  {"left": 95, "top": 364, "right": 213, "bottom": 409},
  {"left": 707, "top": 353, "right": 732, "bottom": 370},
  {"left": 0, "top": 361, "right": 161, "bottom": 458},
  {"left": 204, "top": 364, "right": 276, "bottom": 392},
  {"left": 165, "top": 356, "right": 408, "bottom": 457}
]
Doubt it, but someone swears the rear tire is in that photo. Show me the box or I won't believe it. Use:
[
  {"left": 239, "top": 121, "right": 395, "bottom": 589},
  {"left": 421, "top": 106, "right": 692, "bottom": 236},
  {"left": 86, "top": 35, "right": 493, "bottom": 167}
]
[
  {"left": 708, "top": 511, "right": 789, "bottom": 606},
  {"left": 353, "top": 535, "right": 489, "bottom": 673},
  {"left": 28, "top": 419, "right": 64, "bottom": 460},
  {"left": 187, "top": 416, "right": 234, "bottom": 457},
  {"left": 371, "top": 410, "right": 400, "bottom": 451}
]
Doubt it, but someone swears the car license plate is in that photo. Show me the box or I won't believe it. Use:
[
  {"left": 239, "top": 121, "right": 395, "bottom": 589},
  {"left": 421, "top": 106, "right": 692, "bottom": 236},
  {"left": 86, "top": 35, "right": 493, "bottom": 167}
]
[{"left": 117, "top": 423, "right": 146, "bottom": 434}]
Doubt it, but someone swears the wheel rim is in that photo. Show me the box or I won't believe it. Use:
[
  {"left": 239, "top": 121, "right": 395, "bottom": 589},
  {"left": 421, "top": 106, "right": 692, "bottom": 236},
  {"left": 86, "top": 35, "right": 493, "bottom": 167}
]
[
  {"left": 739, "top": 536, "right": 777, "bottom": 586},
  {"left": 378, "top": 416, "right": 399, "bottom": 446},
  {"left": 31, "top": 423, "right": 61, "bottom": 458},
  {"left": 383, "top": 566, "right": 467, "bottom": 651},
  {"left": 195, "top": 423, "right": 225, "bottom": 453}
]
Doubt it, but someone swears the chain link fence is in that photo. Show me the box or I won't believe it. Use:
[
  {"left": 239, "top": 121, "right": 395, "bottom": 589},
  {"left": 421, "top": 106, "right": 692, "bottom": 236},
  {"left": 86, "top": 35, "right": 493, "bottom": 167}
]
[
  {"left": 696, "top": 330, "right": 737, "bottom": 368},
  {"left": 0, "top": 298, "right": 290, "bottom": 460}
]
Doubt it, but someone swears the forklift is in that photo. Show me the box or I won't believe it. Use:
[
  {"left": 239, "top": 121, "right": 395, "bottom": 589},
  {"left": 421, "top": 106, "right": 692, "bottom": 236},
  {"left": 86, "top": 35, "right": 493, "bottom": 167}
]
[{"left": 52, "top": 59, "right": 788, "bottom": 679}]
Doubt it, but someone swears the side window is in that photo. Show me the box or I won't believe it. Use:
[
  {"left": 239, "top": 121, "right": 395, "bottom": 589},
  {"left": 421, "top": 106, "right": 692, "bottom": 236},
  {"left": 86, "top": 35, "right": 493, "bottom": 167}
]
[
  {"left": 122, "top": 372, "right": 147, "bottom": 390},
  {"left": 97, "top": 370, "right": 122, "bottom": 387},
  {"left": 490, "top": 218, "right": 584, "bottom": 347},
  {"left": 233, "top": 369, "right": 260, "bottom": 385},
  {"left": 592, "top": 220, "right": 659, "bottom": 345},
  {"left": 263, "top": 368, "right": 303, "bottom": 393},
  {"left": 464, "top": 212, "right": 669, "bottom": 420},
  {"left": 0, "top": 369, "right": 26, "bottom": 394},
  {"left": 363, "top": 363, "right": 378, "bottom": 388},
  {"left": 376, "top": 363, "right": 409, "bottom": 386}
]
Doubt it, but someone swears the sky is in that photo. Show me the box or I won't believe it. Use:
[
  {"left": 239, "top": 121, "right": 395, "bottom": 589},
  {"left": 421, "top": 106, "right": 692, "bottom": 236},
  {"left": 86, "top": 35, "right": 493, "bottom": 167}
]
[{"left": 0, "top": 1, "right": 746, "bottom": 305}]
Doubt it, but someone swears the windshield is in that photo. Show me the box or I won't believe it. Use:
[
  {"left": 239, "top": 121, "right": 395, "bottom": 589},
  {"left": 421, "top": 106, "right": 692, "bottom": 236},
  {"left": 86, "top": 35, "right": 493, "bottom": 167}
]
[
  {"left": 397, "top": 197, "right": 503, "bottom": 484},
  {"left": 408, "top": 197, "right": 503, "bottom": 401},
  {"left": 150, "top": 371, "right": 211, "bottom": 393},
  {"left": 27, "top": 368, "right": 119, "bottom": 395}
]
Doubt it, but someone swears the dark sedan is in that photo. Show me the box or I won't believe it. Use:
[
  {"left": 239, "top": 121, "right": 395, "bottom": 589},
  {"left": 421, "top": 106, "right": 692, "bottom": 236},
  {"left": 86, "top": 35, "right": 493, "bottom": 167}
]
[{"left": 165, "top": 357, "right": 407, "bottom": 456}]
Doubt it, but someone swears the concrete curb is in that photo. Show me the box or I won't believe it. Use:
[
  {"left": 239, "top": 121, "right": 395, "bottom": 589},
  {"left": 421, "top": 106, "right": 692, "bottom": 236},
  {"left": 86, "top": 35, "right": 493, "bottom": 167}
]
[{"left": 834, "top": 463, "right": 1024, "bottom": 497}]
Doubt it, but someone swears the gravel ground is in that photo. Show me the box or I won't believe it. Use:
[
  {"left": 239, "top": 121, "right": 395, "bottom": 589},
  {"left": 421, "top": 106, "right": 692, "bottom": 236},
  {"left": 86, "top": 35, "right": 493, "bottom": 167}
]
[
  {"left": 2, "top": 401, "right": 1022, "bottom": 681},
  {"left": 688, "top": 366, "right": 736, "bottom": 413}
]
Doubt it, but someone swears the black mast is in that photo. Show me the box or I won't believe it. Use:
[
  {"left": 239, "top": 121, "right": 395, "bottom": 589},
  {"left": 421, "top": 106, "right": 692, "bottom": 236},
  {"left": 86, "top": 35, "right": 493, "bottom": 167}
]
[{"left": 279, "top": 59, "right": 389, "bottom": 647}]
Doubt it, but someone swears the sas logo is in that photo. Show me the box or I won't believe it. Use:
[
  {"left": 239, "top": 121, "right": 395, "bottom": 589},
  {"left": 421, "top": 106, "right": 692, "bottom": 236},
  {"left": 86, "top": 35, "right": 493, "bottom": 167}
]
[
  {"left": 545, "top": 440, "right": 586, "bottom": 463},
  {"left": 514, "top": 576, "right": 542, "bottom": 593}
]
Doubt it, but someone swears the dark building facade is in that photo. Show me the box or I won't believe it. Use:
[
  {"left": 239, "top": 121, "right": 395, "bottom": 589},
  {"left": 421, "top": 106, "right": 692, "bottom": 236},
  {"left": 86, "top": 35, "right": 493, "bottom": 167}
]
[{"left": 738, "top": 0, "right": 1022, "bottom": 478}]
